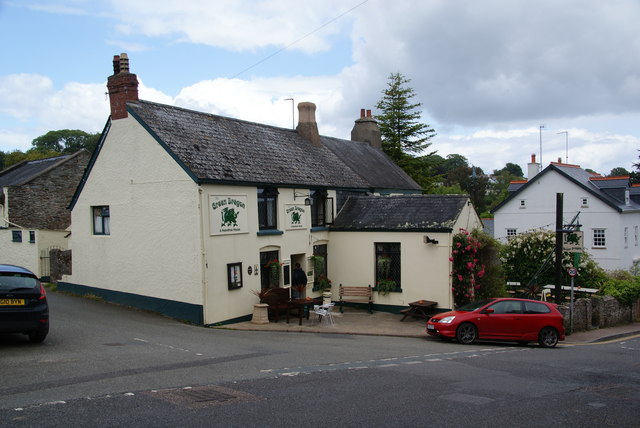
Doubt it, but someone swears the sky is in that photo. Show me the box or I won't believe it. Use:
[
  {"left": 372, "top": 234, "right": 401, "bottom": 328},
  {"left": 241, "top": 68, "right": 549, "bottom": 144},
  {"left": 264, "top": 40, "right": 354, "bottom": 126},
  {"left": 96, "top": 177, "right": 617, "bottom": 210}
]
[{"left": 1, "top": 0, "right": 640, "bottom": 177}]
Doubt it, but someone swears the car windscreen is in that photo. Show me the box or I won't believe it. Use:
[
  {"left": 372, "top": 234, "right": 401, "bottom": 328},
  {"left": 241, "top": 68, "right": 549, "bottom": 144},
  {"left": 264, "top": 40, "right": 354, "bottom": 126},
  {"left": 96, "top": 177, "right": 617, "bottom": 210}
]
[
  {"left": 457, "top": 298, "right": 496, "bottom": 312},
  {"left": 0, "top": 274, "right": 39, "bottom": 291}
]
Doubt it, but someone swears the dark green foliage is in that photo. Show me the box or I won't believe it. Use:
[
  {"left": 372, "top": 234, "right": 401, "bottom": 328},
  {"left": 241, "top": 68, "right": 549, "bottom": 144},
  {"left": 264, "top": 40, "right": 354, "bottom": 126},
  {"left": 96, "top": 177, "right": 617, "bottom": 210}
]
[
  {"left": 599, "top": 270, "right": 640, "bottom": 305},
  {"left": 376, "top": 73, "right": 436, "bottom": 159},
  {"left": 31, "top": 129, "right": 100, "bottom": 154}
]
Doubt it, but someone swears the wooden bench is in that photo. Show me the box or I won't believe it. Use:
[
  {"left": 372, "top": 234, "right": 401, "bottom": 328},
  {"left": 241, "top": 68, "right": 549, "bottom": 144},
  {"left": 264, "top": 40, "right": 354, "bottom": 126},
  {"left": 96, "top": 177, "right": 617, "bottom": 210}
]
[
  {"left": 260, "top": 287, "right": 290, "bottom": 322},
  {"left": 339, "top": 284, "right": 373, "bottom": 313}
]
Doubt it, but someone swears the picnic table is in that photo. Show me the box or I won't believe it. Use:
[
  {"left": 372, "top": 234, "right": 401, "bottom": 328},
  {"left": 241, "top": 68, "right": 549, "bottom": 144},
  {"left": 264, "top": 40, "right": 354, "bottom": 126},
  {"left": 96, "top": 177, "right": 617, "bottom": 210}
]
[{"left": 400, "top": 300, "right": 437, "bottom": 321}]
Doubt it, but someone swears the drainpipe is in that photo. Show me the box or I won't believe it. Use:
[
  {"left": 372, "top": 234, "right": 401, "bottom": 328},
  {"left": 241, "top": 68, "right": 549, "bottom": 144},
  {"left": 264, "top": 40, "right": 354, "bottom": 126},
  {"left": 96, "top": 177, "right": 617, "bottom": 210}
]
[{"left": 198, "top": 187, "right": 209, "bottom": 324}]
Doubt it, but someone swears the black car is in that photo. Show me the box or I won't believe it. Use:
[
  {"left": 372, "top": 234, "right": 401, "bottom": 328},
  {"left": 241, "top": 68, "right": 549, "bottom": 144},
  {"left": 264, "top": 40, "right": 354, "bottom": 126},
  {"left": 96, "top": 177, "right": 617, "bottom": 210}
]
[{"left": 0, "top": 264, "right": 49, "bottom": 343}]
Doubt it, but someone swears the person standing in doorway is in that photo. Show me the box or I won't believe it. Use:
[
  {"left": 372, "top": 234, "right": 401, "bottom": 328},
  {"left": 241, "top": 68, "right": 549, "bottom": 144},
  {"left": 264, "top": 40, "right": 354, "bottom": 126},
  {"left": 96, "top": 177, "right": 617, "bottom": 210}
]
[{"left": 291, "top": 263, "right": 308, "bottom": 299}]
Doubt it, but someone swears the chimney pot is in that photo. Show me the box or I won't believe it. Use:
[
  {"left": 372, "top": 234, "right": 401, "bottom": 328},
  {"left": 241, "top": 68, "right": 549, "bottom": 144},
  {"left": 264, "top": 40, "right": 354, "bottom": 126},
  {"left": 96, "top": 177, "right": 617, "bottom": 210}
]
[
  {"left": 531, "top": 154, "right": 536, "bottom": 163},
  {"left": 107, "top": 52, "right": 139, "bottom": 120},
  {"left": 360, "top": 108, "right": 365, "bottom": 118},
  {"left": 112, "top": 55, "right": 120, "bottom": 75},
  {"left": 366, "top": 109, "right": 372, "bottom": 118}
]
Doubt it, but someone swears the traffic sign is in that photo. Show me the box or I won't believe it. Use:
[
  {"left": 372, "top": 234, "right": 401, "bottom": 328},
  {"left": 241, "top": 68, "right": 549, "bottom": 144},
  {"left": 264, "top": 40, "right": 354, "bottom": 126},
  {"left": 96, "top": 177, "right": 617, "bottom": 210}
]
[{"left": 567, "top": 267, "right": 578, "bottom": 277}]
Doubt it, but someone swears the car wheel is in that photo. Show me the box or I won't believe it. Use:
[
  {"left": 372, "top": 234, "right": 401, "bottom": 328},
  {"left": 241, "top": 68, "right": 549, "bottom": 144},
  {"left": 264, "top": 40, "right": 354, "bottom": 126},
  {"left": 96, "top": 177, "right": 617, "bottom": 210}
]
[
  {"left": 538, "top": 327, "right": 558, "bottom": 348},
  {"left": 456, "top": 323, "right": 477, "bottom": 344}
]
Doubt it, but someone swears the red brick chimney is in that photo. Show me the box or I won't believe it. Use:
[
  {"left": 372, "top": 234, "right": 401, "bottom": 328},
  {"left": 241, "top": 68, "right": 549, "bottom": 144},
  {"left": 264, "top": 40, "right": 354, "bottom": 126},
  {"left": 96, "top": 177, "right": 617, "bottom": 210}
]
[{"left": 106, "top": 53, "right": 139, "bottom": 120}]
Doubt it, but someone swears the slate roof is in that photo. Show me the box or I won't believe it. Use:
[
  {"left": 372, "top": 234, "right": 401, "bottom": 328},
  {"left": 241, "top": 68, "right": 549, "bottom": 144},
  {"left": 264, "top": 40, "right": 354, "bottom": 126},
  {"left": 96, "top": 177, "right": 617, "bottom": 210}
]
[
  {"left": 492, "top": 163, "right": 640, "bottom": 213},
  {"left": 126, "top": 100, "right": 421, "bottom": 191},
  {"left": 331, "top": 195, "right": 470, "bottom": 232},
  {"left": 0, "top": 155, "right": 71, "bottom": 187}
]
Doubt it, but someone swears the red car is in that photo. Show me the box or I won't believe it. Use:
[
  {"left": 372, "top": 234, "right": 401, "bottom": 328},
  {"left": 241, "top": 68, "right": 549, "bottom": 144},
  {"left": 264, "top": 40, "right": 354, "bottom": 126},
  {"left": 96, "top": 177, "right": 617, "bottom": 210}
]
[{"left": 427, "top": 298, "right": 565, "bottom": 347}]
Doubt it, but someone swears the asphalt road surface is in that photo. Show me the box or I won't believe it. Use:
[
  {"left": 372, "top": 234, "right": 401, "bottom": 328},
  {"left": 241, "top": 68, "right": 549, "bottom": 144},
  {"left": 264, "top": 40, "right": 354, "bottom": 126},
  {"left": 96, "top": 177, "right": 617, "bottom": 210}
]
[{"left": 1, "top": 292, "right": 639, "bottom": 427}]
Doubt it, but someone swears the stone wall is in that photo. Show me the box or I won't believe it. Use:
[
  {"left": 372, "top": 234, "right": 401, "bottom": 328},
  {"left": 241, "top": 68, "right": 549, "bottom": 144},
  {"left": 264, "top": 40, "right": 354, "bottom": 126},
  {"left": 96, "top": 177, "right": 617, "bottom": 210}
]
[
  {"left": 558, "top": 296, "right": 640, "bottom": 332},
  {"left": 49, "top": 248, "right": 72, "bottom": 283},
  {"left": 8, "top": 151, "right": 90, "bottom": 230}
]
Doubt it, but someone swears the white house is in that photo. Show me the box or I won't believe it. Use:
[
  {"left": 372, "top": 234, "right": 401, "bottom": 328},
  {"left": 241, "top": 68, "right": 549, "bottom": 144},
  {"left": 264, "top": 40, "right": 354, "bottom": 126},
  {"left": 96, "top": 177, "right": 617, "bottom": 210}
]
[
  {"left": 60, "top": 53, "right": 482, "bottom": 325},
  {"left": 492, "top": 155, "right": 640, "bottom": 271}
]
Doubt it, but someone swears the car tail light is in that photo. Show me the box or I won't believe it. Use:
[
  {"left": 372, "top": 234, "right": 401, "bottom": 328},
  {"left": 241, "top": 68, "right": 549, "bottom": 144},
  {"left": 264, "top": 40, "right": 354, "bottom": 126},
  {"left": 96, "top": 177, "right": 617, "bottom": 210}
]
[{"left": 38, "top": 283, "right": 47, "bottom": 300}]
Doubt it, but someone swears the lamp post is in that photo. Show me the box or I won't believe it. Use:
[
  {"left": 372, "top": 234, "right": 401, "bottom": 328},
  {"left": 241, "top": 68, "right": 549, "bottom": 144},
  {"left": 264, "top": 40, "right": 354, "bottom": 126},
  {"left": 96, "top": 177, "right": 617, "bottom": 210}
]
[{"left": 557, "top": 131, "right": 568, "bottom": 163}]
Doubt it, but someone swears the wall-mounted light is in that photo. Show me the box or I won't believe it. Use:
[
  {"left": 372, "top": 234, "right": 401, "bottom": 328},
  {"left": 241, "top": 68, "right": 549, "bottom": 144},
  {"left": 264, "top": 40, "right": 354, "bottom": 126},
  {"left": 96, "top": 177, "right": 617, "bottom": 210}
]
[
  {"left": 294, "top": 191, "right": 311, "bottom": 206},
  {"left": 424, "top": 235, "right": 439, "bottom": 245}
]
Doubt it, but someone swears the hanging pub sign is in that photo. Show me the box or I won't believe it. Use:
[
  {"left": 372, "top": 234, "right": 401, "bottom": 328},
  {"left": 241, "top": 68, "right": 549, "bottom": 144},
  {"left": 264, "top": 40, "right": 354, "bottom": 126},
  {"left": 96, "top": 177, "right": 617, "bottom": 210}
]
[
  {"left": 285, "top": 204, "right": 306, "bottom": 230},
  {"left": 209, "top": 195, "right": 248, "bottom": 235},
  {"left": 563, "top": 231, "right": 584, "bottom": 252}
]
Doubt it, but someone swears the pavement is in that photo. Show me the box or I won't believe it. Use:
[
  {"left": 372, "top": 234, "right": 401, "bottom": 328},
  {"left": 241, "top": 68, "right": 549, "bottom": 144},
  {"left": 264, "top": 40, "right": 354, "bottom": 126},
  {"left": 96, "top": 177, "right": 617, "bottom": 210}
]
[{"left": 214, "top": 305, "right": 640, "bottom": 344}]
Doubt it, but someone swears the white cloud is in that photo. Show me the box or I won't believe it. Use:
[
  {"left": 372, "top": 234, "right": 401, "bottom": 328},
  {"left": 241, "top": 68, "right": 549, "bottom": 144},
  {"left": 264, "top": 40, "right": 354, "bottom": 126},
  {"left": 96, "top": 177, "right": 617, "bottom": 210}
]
[{"left": 108, "top": 0, "right": 351, "bottom": 53}]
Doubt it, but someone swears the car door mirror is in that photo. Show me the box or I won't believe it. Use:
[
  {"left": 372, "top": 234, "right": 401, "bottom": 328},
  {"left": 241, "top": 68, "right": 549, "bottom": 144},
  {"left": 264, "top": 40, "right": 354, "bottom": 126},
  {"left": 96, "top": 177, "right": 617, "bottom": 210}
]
[{"left": 482, "top": 308, "right": 495, "bottom": 314}]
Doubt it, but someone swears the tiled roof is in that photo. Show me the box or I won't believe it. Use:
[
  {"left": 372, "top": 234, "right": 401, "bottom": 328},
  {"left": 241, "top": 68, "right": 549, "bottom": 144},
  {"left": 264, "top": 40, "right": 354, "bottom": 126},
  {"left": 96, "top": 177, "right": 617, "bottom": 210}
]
[
  {"left": 0, "top": 155, "right": 70, "bottom": 187},
  {"left": 126, "top": 100, "right": 421, "bottom": 191},
  {"left": 332, "top": 194, "right": 469, "bottom": 231}
]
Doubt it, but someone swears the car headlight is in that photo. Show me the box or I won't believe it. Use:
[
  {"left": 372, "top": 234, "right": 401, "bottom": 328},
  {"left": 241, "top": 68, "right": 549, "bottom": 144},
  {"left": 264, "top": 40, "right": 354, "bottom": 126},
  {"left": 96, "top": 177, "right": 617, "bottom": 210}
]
[{"left": 439, "top": 316, "right": 456, "bottom": 324}]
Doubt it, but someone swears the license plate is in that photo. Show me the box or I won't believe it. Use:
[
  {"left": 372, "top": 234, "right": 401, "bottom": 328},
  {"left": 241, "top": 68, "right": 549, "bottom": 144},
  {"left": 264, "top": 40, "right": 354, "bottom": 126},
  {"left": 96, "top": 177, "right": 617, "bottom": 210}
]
[
  {"left": 427, "top": 324, "right": 435, "bottom": 330},
  {"left": 0, "top": 299, "right": 25, "bottom": 306}
]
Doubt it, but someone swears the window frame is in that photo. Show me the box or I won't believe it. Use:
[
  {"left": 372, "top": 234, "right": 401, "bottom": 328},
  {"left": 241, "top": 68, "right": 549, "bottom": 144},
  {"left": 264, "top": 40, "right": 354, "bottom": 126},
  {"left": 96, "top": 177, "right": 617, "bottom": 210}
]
[
  {"left": 506, "top": 228, "right": 517, "bottom": 239},
  {"left": 92, "top": 205, "right": 111, "bottom": 236},
  {"left": 257, "top": 187, "right": 278, "bottom": 231},
  {"left": 375, "top": 242, "right": 401, "bottom": 291},
  {"left": 11, "top": 230, "right": 22, "bottom": 242},
  {"left": 592, "top": 228, "right": 606, "bottom": 248}
]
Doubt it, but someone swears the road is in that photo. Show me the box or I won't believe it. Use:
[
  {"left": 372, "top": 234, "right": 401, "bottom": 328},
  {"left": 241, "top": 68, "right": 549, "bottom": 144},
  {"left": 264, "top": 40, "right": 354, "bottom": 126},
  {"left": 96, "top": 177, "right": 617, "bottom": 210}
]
[{"left": 1, "top": 292, "right": 639, "bottom": 427}]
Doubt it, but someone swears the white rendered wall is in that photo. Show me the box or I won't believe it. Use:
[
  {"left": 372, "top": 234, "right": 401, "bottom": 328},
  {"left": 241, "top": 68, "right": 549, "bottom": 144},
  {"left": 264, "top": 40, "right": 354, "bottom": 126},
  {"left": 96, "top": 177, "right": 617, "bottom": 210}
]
[
  {"left": 200, "top": 186, "right": 336, "bottom": 324},
  {"left": 65, "top": 117, "right": 203, "bottom": 304}
]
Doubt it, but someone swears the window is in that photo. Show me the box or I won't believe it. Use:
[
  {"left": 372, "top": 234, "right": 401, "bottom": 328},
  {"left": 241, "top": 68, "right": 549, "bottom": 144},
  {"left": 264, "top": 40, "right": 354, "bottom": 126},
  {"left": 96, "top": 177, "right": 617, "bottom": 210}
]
[
  {"left": 311, "top": 190, "right": 327, "bottom": 227},
  {"left": 260, "top": 250, "right": 280, "bottom": 289},
  {"left": 312, "top": 244, "right": 328, "bottom": 290},
  {"left": 523, "top": 301, "right": 551, "bottom": 314},
  {"left": 92, "top": 206, "right": 110, "bottom": 235},
  {"left": 12, "top": 230, "right": 22, "bottom": 242},
  {"left": 506, "top": 228, "right": 517, "bottom": 239},
  {"left": 375, "top": 242, "right": 401, "bottom": 291},
  {"left": 581, "top": 197, "right": 589, "bottom": 207},
  {"left": 29, "top": 231, "right": 35, "bottom": 243},
  {"left": 519, "top": 199, "right": 526, "bottom": 208},
  {"left": 227, "top": 263, "right": 243, "bottom": 290},
  {"left": 593, "top": 228, "right": 606, "bottom": 248},
  {"left": 488, "top": 300, "right": 522, "bottom": 314},
  {"left": 624, "top": 227, "right": 629, "bottom": 248},
  {"left": 635, "top": 226, "right": 638, "bottom": 247},
  {"left": 257, "top": 188, "right": 278, "bottom": 230}
]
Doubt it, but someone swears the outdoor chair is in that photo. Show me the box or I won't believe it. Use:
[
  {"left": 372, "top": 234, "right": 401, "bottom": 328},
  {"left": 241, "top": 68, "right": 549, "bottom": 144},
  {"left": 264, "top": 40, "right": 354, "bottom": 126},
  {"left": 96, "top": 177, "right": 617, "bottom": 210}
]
[{"left": 313, "top": 303, "right": 335, "bottom": 326}]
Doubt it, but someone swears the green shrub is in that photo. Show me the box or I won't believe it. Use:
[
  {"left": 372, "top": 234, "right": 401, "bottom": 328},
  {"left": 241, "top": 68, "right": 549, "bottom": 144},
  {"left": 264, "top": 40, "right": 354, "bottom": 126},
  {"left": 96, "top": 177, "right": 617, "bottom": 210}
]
[{"left": 599, "top": 275, "right": 640, "bottom": 306}]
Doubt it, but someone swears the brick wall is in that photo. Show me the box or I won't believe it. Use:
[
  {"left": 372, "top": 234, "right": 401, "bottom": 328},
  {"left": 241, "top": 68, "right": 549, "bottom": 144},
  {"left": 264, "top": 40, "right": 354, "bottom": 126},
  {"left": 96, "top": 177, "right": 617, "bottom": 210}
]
[{"left": 8, "top": 151, "right": 90, "bottom": 230}]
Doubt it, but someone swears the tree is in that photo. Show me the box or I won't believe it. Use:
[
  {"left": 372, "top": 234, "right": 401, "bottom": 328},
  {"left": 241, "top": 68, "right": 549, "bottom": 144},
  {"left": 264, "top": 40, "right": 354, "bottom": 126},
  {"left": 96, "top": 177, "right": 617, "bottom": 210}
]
[
  {"left": 494, "top": 162, "right": 524, "bottom": 178},
  {"left": 608, "top": 167, "right": 630, "bottom": 177},
  {"left": 375, "top": 72, "right": 436, "bottom": 162},
  {"left": 31, "top": 129, "right": 100, "bottom": 154}
]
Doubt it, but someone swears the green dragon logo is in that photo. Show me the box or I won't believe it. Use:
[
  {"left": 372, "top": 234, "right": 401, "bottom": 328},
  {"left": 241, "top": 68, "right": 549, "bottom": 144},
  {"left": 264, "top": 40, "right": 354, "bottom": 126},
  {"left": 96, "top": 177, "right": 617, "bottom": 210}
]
[
  {"left": 221, "top": 207, "right": 239, "bottom": 227},
  {"left": 291, "top": 211, "right": 302, "bottom": 224}
]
